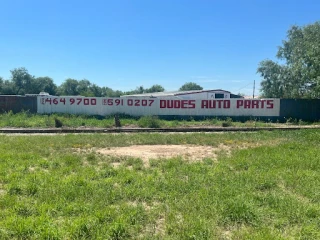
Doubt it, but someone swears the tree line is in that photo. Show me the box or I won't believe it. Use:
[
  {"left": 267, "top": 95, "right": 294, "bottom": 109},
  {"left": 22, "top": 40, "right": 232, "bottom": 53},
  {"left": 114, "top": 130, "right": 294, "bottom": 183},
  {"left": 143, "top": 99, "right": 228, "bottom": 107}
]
[
  {"left": 0, "top": 68, "right": 203, "bottom": 97},
  {"left": 258, "top": 21, "right": 320, "bottom": 98}
]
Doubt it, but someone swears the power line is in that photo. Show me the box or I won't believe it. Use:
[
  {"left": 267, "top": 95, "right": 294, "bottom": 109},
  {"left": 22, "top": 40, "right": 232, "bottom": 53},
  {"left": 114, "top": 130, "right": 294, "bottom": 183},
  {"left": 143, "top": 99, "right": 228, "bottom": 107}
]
[{"left": 236, "top": 82, "right": 252, "bottom": 92}]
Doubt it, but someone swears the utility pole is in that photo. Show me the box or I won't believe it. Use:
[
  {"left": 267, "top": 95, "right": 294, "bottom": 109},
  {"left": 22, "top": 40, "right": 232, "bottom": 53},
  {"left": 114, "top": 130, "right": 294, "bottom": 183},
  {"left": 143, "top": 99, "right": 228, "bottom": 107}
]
[{"left": 253, "top": 80, "right": 255, "bottom": 99}]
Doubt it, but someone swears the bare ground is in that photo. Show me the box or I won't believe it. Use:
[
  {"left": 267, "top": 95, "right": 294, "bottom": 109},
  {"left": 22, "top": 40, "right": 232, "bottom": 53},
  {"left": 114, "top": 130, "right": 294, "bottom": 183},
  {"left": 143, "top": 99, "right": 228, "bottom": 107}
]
[{"left": 95, "top": 144, "right": 230, "bottom": 167}]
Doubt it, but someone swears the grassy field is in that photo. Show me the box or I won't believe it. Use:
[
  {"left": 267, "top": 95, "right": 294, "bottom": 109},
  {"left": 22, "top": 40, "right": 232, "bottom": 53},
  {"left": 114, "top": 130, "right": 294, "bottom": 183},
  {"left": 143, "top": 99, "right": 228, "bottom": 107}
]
[
  {"left": 0, "top": 111, "right": 315, "bottom": 128},
  {"left": 0, "top": 130, "right": 319, "bottom": 239}
]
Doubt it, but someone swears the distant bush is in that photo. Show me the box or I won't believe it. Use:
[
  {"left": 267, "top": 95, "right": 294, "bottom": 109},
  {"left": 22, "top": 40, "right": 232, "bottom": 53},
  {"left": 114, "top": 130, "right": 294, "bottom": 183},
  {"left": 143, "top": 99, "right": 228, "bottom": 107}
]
[
  {"left": 138, "top": 116, "right": 162, "bottom": 128},
  {"left": 222, "top": 117, "right": 233, "bottom": 127}
]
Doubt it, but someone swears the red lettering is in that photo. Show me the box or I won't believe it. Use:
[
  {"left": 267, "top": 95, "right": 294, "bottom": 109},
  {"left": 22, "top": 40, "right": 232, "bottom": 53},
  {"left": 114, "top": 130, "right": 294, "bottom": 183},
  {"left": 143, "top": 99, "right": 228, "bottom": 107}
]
[
  {"left": 210, "top": 101, "right": 216, "bottom": 108},
  {"left": 224, "top": 100, "right": 230, "bottom": 108},
  {"left": 237, "top": 100, "right": 244, "bottom": 108},
  {"left": 45, "top": 98, "right": 52, "bottom": 104},
  {"left": 127, "top": 99, "right": 133, "bottom": 106},
  {"left": 167, "top": 100, "right": 173, "bottom": 108},
  {"left": 77, "top": 98, "right": 82, "bottom": 105},
  {"left": 160, "top": 100, "right": 196, "bottom": 109},
  {"left": 252, "top": 100, "right": 259, "bottom": 108},
  {"left": 189, "top": 100, "right": 196, "bottom": 108},
  {"left": 83, "top": 98, "right": 89, "bottom": 105},
  {"left": 160, "top": 100, "right": 166, "bottom": 108},
  {"left": 216, "top": 100, "right": 221, "bottom": 108},
  {"left": 60, "top": 98, "right": 66, "bottom": 105},
  {"left": 107, "top": 99, "right": 113, "bottom": 106},
  {"left": 181, "top": 100, "right": 188, "bottom": 108},
  {"left": 201, "top": 100, "right": 208, "bottom": 108},
  {"left": 244, "top": 100, "right": 251, "bottom": 108},
  {"left": 148, "top": 100, "right": 154, "bottom": 106},
  {"left": 174, "top": 100, "right": 180, "bottom": 108},
  {"left": 201, "top": 100, "right": 229, "bottom": 109},
  {"left": 141, "top": 99, "right": 147, "bottom": 106},
  {"left": 267, "top": 100, "right": 274, "bottom": 109}
]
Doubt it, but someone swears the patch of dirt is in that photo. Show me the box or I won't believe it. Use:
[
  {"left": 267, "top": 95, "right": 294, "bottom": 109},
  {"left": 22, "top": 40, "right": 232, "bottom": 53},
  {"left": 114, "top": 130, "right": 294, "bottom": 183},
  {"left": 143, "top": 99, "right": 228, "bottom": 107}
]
[
  {"left": 278, "top": 182, "right": 311, "bottom": 204},
  {"left": 127, "top": 201, "right": 160, "bottom": 211},
  {"left": 0, "top": 184, "right": 6, "bottom": 196},
  {"left": 96, "top": 145, "right": 224, "bottom": 167},
  {"left": 111, "top": 162, "right": 121, "bottom": 168}
]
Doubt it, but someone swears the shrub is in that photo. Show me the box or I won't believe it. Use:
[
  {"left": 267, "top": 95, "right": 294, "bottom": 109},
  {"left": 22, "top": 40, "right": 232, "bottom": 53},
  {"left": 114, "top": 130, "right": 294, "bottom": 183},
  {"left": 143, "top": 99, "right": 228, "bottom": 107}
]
[
  {"left": 222, "top": 117, "right": 233, "bottom": 127},
  {"left": 54, "top": 118, "right": 63, "bottom": 128},
  {"left": 138, "top": 116, "right": 161, "bottom": 128}
]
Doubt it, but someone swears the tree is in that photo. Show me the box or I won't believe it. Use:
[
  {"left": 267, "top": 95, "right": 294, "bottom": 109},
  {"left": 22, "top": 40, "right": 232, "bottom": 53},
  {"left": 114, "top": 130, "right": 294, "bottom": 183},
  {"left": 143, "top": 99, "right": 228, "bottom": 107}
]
[
  {"left": 145, "top": 84, "right": 165, "bottom": 93},
  {"left": 89, "top": 83, "right": 103, "bottom": 97},
  {"left": 76, "top": 79, "right": 91, "bottom": 96},
  {"left": 57, "top": 78, "right": 104, "bottom": 97},
  {"left": 179, "top": 82, "right": 203, "bottom": 91},
  {"left": 101, "top": 87, "right": 123, "bottom": 97},
  {"left": 33, "top": 77, "right": 57, "bottom": 95},
  {"left": 258, "top": 21, "right": 320, "bottom": 98},
  {"left": 57, "top": 78, "right": 80, "bottom": 96},
  {"left": 0, "top": 80, "right": 15, "bottom": 95},
  {"left": 10, "top": 67, "right": 35, "bottom": 94},
  {"left": 125, "top": 86, "right": 145, "bottom": 95}
]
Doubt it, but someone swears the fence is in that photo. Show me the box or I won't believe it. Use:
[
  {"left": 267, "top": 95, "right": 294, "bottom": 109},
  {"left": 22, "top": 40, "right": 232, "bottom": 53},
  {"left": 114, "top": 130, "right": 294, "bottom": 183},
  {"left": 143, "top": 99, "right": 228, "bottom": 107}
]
[
  {"left": 280, "top": 99, "right": 320, "bottom": 121},
  {"left": 0, "top": 95, "right": 319, "bottom": 122},
  {"left": 37, "top": 96, "right": 280, "bottom": 117},
  {"left": 0, "top": 96, "right": 37, "bottom": 113}
]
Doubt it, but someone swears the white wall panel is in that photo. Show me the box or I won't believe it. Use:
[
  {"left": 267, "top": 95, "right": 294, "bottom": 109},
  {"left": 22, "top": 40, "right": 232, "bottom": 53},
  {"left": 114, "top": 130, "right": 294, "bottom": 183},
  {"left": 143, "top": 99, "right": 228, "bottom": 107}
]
[{"left": 38, "top": 96, "right": 280, "bottom": 117}]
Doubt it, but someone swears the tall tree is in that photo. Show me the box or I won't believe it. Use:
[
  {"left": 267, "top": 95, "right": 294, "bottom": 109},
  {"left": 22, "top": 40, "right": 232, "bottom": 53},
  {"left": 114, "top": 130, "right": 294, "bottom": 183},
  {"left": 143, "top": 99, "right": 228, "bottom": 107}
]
[
  {"left": 33, "top": 77, "right": 57, "bottom": 95},
  {"left": 179, "top": 82, "right": 203, "bottom": 91},
  {"left": 10, "top": 67, "right": 35, "bottom": 94},
  {"left": 57, "top": 78, "right": 80, "bottom": 96},
  {"left": 101, "top": 87, "right": 123, "bottom": 97},
  {"left": 258, "top": 21, "right": 320, "bottom": 98},
  {"left": 89, "top": 83, "right": 103, "bottom": 97}
]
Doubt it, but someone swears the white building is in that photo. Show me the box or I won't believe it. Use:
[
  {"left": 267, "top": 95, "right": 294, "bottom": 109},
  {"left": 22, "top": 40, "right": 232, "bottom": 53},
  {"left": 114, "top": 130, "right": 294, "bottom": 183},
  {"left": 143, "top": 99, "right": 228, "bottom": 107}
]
[{"left": 121, "top": 89, "right": 243, "bottom": 100}]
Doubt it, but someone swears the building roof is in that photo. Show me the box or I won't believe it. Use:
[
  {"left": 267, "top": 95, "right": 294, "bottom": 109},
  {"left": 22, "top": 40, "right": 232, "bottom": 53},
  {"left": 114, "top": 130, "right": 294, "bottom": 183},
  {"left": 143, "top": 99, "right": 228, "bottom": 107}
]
[{"left": 121, "top": 89, "right": 231, "bottom": 98}]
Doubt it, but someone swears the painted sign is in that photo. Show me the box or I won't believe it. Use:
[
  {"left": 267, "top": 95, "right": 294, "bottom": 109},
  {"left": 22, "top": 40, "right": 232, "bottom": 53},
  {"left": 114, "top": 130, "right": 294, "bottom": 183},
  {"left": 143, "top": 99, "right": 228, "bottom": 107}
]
[{"left": 37, "top": 96, "right": 280, "bottom": 117}]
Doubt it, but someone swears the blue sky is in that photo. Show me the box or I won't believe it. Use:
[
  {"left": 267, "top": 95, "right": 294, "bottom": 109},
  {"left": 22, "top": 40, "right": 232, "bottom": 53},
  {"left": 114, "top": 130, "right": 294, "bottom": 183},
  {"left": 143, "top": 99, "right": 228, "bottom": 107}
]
[{"left": 1, "top": 0, "right": 319, "bottom": 95}]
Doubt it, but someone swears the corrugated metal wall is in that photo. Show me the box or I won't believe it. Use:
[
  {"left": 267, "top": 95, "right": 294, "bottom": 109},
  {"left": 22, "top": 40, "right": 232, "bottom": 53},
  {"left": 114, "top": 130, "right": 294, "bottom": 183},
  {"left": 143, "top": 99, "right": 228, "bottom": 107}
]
[
  {"left": 1, "top": 95, "right": 320, "bottom": 122},
  {"left": 280, "top": 99, "right": 320, "bottom": 121},
  {"left": 0, "top": 96, "right": 37, "bottom": 113},
  {"left": 37, "top": 96, "right": 281, "bottom": 117}
]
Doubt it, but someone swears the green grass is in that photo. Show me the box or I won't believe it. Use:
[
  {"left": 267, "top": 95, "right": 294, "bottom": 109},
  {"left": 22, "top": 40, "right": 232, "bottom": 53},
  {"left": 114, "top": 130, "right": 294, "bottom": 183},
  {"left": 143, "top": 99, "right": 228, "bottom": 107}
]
[
  {"left": 0, "top": 130, "right": 319, "bottom": 239},
  {"left": 1, "top": 112, "right": 318, "bottom": 128}
]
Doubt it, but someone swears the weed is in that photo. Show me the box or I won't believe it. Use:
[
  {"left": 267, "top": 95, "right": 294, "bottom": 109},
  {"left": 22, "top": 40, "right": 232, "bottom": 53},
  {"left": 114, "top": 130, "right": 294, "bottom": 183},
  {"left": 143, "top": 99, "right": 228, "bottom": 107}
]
[
  {"left": 0, "top": 112, "right": 319, "bottom": 128},
  {"left": 138, "top": 116, "right": 162, "bottom": 128},
  {"left": 0, "top": 129, "right": 320, "bottom": 238},
  {"left": 54, "top": 118, "right": 63, "bottom": 128},
  {"left": 222, "top": 117, "right": 233, "bottom": 127}
]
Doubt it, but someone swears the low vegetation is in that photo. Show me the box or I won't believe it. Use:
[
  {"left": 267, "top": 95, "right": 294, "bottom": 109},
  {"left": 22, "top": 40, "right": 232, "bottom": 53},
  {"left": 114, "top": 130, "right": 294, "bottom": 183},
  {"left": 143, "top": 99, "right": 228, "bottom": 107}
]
[
  {"left": 0, "top": 111, "right": 316, "bottom": 129},
  {"left": 0, "top": 130, "right": 319, "bottom": 239}
]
